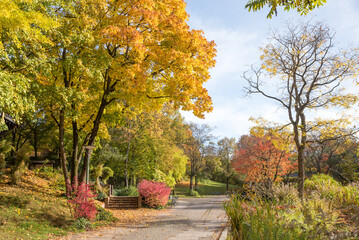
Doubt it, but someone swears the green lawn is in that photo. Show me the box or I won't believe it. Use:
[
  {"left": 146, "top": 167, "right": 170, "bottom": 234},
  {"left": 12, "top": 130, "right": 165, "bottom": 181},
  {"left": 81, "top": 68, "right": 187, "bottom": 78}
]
[{"left": 174, "top": 179, "right": 241, "bottom": 197}]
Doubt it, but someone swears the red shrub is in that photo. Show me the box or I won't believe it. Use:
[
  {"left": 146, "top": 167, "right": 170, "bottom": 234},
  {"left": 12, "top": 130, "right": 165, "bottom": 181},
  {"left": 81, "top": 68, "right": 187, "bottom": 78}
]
[
  {"left": 138, "top": 180, "right": 171, "bottom": 208},
  {"left": 66, "top": 180, "right": 97, "bottom": 220}
]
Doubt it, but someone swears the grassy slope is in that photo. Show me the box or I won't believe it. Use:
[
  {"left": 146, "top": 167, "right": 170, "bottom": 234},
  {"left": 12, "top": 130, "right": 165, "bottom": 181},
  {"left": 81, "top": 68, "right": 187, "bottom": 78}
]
[
  {"left": 0, "top": 170, "right": 80, "bottom": 240},
  {"left": 0, "top": 169, "right": 170, "bottom": 240},
  {"left": 175, "top": 179, "right": 241, "bottom": 196}
]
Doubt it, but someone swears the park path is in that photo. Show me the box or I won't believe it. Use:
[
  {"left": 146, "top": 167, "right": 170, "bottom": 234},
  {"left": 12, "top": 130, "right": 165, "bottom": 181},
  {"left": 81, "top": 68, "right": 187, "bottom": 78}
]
[{"left": 64, "top": 195, "right": 227, "bottom": 240}]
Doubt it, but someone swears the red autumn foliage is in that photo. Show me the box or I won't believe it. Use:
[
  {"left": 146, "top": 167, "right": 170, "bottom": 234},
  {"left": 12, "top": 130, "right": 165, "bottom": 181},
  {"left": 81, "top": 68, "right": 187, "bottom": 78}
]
[
  {"left": 66, "top": 180, "right": 97, "bottom": 220},
  {"left": 232, "top": 135, "right": 294, "bottom": 183},
  {"left": 138, "top": 179, "right": 171, "bottom": 208}
]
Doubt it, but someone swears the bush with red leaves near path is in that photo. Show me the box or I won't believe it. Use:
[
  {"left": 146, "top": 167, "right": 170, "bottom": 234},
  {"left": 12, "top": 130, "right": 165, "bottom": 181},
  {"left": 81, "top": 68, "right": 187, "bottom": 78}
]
[
  {"left": 66, "top": 180, "right": 97, "bottom": 220},
  {"left": 138, "top": 180, "right": 171, "bottom": 208}
]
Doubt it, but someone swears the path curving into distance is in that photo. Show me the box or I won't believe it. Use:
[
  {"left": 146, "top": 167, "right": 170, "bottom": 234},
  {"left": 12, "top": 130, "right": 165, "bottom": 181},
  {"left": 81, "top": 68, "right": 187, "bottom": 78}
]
[{"left": 64, "top": 195, "right": 227, "bottom": 240}]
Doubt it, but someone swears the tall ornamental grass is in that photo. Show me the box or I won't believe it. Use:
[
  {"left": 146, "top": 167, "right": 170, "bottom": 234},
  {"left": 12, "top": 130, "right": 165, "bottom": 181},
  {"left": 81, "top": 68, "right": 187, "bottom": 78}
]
[
  {"left": 304, "top": 174, "right": 359, "bottom": 207},
  {"left": 225, "top": 174, "right": 359, "bottom": 240},
  {"left": 224, "top": 196, "right": 306, "bottom": 240}
]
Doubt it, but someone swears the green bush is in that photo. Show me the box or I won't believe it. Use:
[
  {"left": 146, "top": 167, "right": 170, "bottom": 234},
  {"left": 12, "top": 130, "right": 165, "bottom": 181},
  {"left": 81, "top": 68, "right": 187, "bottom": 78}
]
[
  {"left": 95, "top": 206, "right": 115, "bottom": 221},
  {"left": 74, "top": 217, "right": 92, "bottom": 229},
  {"left": 101, "top": 167, "right": 113, "bottom": 184},
  {"left": 113, "top": 186, "right": 138, "bottom": 196},
  {"left": 188, "top": 190, "right": 199, "bottom": 197},
  {"left": 95, "top": 190, "right": 107, "bottom": 201}
]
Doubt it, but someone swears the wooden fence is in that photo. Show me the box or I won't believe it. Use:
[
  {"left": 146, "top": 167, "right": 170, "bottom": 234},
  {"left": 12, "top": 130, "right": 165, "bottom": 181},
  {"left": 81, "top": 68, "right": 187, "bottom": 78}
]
[{"left": 105, "top": 196, "right": 142, "bottom": 209}]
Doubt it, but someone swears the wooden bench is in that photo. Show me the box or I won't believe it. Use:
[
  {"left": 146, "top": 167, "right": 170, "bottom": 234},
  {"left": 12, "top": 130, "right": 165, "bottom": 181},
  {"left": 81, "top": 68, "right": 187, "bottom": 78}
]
[{"left": 105, "top": 196, "right": 142, "bottom": 209}]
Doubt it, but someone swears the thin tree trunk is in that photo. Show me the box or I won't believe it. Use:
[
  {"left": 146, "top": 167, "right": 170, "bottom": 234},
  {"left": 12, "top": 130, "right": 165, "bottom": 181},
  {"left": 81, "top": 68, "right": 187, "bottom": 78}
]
[
  {"left": 298, "top": 148, "right": 305, "bottom": 200},
  {"left": 59, "top": 108, "right": 70, "bottom": 195},
  {"left": 33, "top": 127, "right": 38, "bottom": 159},
  {"left": 125, "top": 140, "right": 130, "bottom": 188},
  {"left": 296, "top": 113, "right": 307, "bottom": 201},
  {"left": 71, "top": 120, "right": 79, "bottom": 186},
  {"left": 9, "top": 128, "right": 16, "bottom": 166},
  {"left": 60, "top": 48, "right": 70, "bottom": 194}
]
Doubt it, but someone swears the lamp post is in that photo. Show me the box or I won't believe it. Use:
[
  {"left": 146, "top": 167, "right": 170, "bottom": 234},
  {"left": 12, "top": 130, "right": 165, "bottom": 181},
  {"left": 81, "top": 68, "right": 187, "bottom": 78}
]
[{"left": 82, "top": 145, "right": 95, "bottom": 184}]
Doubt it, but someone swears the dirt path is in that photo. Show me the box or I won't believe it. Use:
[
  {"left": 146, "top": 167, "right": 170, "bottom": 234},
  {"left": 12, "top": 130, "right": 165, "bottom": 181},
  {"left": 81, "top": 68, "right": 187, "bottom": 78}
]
[{"left": 64, "top": 195, "right": 227, "bottom": 240}]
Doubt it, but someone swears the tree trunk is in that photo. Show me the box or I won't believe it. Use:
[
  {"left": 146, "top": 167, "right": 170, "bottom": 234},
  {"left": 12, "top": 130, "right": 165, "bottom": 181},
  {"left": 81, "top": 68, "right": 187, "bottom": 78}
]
[
  {"left": 226, "top": 178, "right": 229, "bottom": 192},
  {"left": 9, "top": 128, "right": 16, "bottom": 166},
  {"left": 125, "top": 140, "right": 130, "bottom": 188},
  {"left": 71, "top": 120, "right": 79, "bottom": 186},
  {"left": 316, "top": 159, "right": 321, "bottom": 173},
  {"left": 194, "top": 176, "right": 198, "bottom": 190},
  {"left": 79, "top": 98, "right": 107, "bottom": 183},
  {"left": 33, "top": 127, "right": 38, "bottom": 159},
  {"left": 59, "top": 108, "right": 70, "bottom": 195},
  {"left": 298, "top": 147, "right": 305, "bottom": 200},
  {"left": 189, "top": 175, "right": 194, "bottom": 191},
  {"left": 296, "top": 113, "right": 307, "bottom": 201}
]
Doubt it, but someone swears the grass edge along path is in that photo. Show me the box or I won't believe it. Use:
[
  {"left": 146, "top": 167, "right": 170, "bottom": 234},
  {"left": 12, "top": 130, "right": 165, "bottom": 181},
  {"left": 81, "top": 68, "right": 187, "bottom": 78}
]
[{"left": 175, "top": 179, "right": 241, "bottom": 197}]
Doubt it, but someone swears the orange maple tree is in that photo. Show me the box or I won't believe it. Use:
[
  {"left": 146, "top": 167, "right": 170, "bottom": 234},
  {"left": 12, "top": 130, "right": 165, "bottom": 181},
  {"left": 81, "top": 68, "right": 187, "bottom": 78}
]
[{"left": 232, "top": 135, "right": 293, "bottom": 183}]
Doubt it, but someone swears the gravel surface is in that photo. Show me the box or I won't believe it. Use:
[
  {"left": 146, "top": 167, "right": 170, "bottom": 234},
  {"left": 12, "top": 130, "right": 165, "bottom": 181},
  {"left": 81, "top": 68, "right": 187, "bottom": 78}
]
[{"left": 63, "top": 195, "right": 227, "bottom": 240}]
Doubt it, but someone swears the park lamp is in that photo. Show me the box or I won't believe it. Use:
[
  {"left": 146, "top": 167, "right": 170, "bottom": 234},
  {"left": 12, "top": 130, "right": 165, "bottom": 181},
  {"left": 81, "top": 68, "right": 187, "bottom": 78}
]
[{"left": 82, "top": 145, "right": 95, "bottom": 184}]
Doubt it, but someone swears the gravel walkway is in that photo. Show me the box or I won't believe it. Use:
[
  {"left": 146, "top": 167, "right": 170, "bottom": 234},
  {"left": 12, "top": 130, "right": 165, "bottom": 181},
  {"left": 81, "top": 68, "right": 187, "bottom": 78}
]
[{"left": 64, "top": 195, "right": 227, "bottom": 240}]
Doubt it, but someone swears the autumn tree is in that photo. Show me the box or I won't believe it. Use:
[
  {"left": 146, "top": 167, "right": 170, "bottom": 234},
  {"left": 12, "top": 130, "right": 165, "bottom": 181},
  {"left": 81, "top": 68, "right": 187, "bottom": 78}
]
[
  {"left": 233, "top": 135, "right": 292, "bottom": 186},
  {"left": 0, "top": 0, "right": 57, "bottom": 130},
  {"left": 332, "top": 141, "right": 359, "bottom": 183},
  {"left": 217, "top": 137, "right": 237, "bottom": 191},
  {"left": 35, "top": 0, "right": 216, "bottom": 192},
  {"left": 95, "top": 106, "right": 189, "bottom": 188},
  {"left": 184, "top": 123, "right": 215, "bottom": 191},
  {"left": 304, "top": 131, "right": 359, "bottom": 182},
  {"left": 245, "top": 0, "right": 326, "bottom": 18},
  {"left": 197, "top": 141, "right": 220, "bottom": 181},
  {"left": 244, "top": 22, "right": 357, "bottom": 199}
]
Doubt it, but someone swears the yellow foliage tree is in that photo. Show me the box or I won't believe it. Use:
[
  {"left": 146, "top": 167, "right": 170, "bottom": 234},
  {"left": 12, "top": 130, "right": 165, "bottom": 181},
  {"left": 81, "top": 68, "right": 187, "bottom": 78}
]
[
  {"left": 244, "top": 21, "right": 358, "bottom": 199},
  {"left": 34, "top": 0, "right": 216, "bottom": 190}
]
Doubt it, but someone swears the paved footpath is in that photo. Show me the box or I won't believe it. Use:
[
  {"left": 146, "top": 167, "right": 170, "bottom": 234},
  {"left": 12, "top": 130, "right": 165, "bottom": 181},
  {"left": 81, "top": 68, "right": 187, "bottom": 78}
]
[{"left": 65, "top": 195, "right": 227, "bottom": 240}]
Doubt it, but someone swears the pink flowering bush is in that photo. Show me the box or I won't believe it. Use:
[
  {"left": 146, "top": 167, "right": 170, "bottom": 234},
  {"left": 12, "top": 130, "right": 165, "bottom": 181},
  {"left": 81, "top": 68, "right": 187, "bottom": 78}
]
[
  {"left": 138, "top": 180, "right": 171, "bottom": 208},
  {"left": 66, "top": 180, "right": 97, "bottom": 220}
]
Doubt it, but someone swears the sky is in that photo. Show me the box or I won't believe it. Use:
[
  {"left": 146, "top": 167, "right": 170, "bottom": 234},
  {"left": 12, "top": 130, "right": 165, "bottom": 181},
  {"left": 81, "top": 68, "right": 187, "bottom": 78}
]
[{"left": 181, "top": 0, "right": 359, "bottom": 140}]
